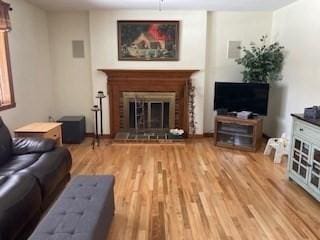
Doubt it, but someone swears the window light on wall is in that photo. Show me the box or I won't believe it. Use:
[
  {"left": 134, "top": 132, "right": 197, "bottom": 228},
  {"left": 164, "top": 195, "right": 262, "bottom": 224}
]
[{"left": 0, "top": 0, "right": 14, "bottom": 111}]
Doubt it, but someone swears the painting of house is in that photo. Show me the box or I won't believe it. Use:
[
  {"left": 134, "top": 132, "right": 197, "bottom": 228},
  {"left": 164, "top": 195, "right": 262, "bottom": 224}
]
[{"left": 118, "top": 21, "right": 179, "bottom": 61}]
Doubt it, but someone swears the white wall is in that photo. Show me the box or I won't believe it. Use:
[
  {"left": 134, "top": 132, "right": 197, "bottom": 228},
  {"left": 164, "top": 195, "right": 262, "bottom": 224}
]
[
  {"left": 2, "top": 2, "right": 275, "bottom": 136},
  {"left": 0, "top": 0, "right": 53, "bottom": 131},
  {"left": 46, "top": 10, "right": 274, "bottom": 135},
  {"left": 89, "top": 10, "right": 208, "bottom": 134},
  {"left": 48, "top": 12, "right": 93, "bottom": 132},
  {"left": 266, "top": 0, "right": 320, "bottom": 137},
  {"left": 204, "top": 11, "right": 273, "bottom": 133}
]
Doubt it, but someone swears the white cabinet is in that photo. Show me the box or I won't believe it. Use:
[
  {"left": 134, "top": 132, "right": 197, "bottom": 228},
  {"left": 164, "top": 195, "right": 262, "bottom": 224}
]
[
  {"left": 309, "top": 147, "right": 320, "bottom": 192},
  {"left": 288, "top": 116, "right": 320, "bottom": 201}
]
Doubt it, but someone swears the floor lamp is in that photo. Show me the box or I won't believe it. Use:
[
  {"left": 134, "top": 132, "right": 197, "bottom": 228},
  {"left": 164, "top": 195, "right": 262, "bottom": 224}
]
[
  {"left": 96, "top": 91, "right": 106, "bottom": 137},
  {"left": 91, "top": 105, "right": 100, "bottom": 149}
]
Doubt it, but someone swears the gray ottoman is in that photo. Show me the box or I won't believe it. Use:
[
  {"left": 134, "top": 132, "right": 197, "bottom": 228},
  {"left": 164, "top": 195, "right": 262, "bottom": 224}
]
[{"left": 28, "top": 175, "right": 115, "bottom": 240}]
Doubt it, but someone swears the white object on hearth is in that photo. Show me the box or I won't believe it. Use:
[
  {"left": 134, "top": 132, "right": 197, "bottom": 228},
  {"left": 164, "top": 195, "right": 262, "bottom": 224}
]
[
  {"left": 264, "top": 133, "right": 289, "bottom": 164},
  {"left": 170, "top": 129, "right": 184, "bottom": 136}
]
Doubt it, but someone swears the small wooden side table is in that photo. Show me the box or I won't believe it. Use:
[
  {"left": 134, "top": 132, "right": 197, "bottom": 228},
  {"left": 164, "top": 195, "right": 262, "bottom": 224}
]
[{"left": 14, "top": 122, "right": 63, "bottom": 146}]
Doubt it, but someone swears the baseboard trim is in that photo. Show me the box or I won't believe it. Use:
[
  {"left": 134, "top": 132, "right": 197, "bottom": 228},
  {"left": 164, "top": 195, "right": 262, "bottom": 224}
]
[
  {"left": 86, "top": 133, "right": 214, "bottom": 139},
  {"left": 86, "top": 133, "right": 210, "bottom": 139},
  {"left": 188, "top": 133, "right": 214, "bottom": 138},
  {"left": 85, "top": 132, "right": 267, "bottom": 140},
  {"left": 85, "top": 133, "right": 112, "bottom": 139},
  {"left": 190, "top": 134, "right": 204, "bottom": 138},
  {"left": 203, "top": 133, "right": 214, "bottom": 137}
]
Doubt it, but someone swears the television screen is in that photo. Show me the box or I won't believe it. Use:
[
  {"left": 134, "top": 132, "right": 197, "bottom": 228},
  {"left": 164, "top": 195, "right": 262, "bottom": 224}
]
[{"left": 214, "top": 82, "right": 270, "bottom": 115}]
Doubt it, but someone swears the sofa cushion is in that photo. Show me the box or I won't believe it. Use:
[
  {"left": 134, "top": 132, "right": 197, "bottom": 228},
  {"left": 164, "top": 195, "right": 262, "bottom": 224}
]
[
  {"left": 0, "top": 173, "right": 42, "bottom": 240},
  {"left": 12, "top": 137, "right": 56, "bottom": 155},
  {"left": 21, "top": 147, "right": 72, "bottom": 200},
  {"left": 0, "top": 117, "right": 12, "bottom": 166},
  {"left": 0, "top": 153, "right": 41, "bottom": 176}
]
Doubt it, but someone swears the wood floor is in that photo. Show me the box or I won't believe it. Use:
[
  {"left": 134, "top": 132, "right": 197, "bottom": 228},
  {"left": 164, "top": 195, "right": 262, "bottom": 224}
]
[{"left": 69, "top": 138, "right": 320, "bottom": 240}]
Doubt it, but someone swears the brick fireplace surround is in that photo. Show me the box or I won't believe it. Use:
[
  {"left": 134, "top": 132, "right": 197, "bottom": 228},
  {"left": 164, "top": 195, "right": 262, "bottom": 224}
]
[{"left": 99, "top": 69, "right": 198, "bottom": 138}]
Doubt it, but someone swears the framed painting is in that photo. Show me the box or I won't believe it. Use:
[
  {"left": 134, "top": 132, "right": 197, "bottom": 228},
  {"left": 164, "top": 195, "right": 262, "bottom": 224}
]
[{"left": 118, "top": 21, "right": 180, "bottom": 61}]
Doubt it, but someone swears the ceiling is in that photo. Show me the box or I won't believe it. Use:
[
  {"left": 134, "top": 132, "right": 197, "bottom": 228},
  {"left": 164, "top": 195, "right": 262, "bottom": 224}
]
[{"left": 27, "top": 0, "right": 297, "bottom": 11}]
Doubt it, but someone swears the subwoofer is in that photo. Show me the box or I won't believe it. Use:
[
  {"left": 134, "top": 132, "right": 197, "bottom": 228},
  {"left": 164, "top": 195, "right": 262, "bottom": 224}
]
[{"left": 58, "top": 116, "right": 86, "bottom": 144}]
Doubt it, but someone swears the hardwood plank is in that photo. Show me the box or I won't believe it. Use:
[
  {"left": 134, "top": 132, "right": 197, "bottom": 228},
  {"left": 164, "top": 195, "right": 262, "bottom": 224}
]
[{"left": 69, "top": 138, "right": 320, "bottom": 240}]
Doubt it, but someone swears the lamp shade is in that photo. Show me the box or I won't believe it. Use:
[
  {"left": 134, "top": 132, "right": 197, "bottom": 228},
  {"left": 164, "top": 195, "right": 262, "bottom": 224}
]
[
  {"left": 96, "top": 91, "right": 106, "bottom": 99},
  {"left": 91, "top": 105, "right": 100, "bottom": 112},
  {"left": 0, "top": 1, "right": 11, "bottom": 32}
]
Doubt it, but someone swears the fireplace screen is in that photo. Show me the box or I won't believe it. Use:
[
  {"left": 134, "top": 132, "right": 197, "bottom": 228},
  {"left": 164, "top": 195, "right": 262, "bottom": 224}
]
[{"left": 123, "top": 92, "right": 175, "bottom": 131}]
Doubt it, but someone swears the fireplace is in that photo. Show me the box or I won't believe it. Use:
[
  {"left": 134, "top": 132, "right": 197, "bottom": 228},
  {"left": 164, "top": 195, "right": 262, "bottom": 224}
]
[{"left": 99, "top": 69, "right": 198, "bottom": 137}]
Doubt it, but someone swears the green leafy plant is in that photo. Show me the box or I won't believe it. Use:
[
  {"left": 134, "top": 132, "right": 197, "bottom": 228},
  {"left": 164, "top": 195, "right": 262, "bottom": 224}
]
[{"left": 235, "top": 35, "right": 285, "bottom": 83}]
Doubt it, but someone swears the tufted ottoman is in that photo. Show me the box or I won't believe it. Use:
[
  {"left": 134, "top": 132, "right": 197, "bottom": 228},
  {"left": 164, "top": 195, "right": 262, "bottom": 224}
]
[{"left": 28, "top": 175, "right": 115, "bottom": 240}]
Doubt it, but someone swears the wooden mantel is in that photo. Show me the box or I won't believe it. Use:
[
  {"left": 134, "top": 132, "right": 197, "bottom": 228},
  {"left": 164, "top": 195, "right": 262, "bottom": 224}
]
[{"left": 98, "top": 69, "right": 199, "bottom": 137}]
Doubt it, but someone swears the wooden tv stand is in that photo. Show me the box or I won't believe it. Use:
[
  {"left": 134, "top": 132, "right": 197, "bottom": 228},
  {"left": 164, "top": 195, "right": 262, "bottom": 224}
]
[{"left": 214, "top": 115, "right": 263, "bottom": 152}]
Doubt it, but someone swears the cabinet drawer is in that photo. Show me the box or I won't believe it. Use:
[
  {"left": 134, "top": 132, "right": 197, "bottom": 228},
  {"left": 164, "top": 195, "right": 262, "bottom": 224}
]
[
  {"left": 294, "top": 120, "right": 320, "bottom": 143},
  {"left": 44, "top": 127, "right": 61, "bottom": 140}
]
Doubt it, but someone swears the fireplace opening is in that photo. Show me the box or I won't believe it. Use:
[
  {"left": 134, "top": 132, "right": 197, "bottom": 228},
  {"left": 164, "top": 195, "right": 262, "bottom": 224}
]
[
  {"left": 129, "top": 101, "right": 170, "bottom": 129},
  {"left": 122, "top": 92, "right": 175, "bottom": 132}
]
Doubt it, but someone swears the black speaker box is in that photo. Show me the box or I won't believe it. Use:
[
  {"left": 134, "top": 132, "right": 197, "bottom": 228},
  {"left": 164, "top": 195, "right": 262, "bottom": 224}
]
[{"left": 58, "top": 116, "right": 86, "bottom": 144}]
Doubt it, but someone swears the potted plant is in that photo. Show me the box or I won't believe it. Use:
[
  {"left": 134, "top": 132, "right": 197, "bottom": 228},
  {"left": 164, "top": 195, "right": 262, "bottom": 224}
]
[{"left": 235, "top": 35, "right": 285, "bottom": 83}]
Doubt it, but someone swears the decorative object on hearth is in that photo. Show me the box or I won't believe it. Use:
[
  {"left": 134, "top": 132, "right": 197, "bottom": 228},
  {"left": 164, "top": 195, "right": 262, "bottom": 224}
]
[
  {"left": 235, "top": 35, "right": 285, "bottom": 83},
  {"left": 91, "top": 105, "right": 100, "bottom": 149},
  {"left": 96, "top": 91, "right": 106, "bottom": 136},
  {"left": 170, "top": 129, "right": 184, "bottom": 136},
  {"left": 168, "top": 129, "right": 185, "bottom": 141},
  {"left": 188, "top": 80, "right": 196, "bottom": 136},
  {"left": 304, "top": 106, "right": 320, "bottom": 120},
  {"left": 118, "top": 20, "right": 179, "bottom": 61}
]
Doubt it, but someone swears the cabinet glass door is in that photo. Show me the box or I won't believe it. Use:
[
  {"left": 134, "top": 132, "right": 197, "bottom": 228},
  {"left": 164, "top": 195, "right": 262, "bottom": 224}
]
[
  {"left": 216, "top": 122, "right": 254, "bottom": 148},
  {"left": 308, "top": 147, "right": 320, "bottom": 192},
  {"left": 290, "top": 137, "right": 311, "bottom": 183}
]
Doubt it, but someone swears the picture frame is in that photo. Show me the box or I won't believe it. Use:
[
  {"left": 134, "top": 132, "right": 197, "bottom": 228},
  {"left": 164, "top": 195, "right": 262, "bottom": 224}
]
[{"left": 117, "top": 20, "right": 180, "bottom": 61}]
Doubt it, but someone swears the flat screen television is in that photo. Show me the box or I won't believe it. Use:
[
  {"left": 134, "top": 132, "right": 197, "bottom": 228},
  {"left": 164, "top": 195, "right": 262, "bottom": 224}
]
[{"left": 214, "top": 82, "right": 270, "bottom": 116}]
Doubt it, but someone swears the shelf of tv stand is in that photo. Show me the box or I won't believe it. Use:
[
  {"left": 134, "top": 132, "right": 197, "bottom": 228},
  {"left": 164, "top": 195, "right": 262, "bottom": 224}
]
[
  {"left": 217, "top": 130, "right": 253, "bottom": 138},
  {"left": 214, "top": 115, "right": 263, "bottom": 152}
]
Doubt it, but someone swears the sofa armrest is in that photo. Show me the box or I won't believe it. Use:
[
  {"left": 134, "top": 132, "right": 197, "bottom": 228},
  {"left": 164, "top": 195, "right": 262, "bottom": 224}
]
[{"left": 12, "top": 137, "right": 56, "bottom": 155}]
